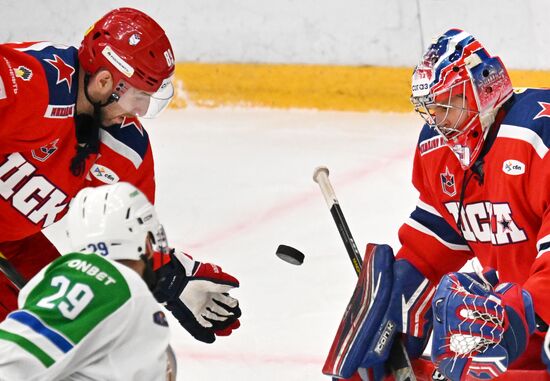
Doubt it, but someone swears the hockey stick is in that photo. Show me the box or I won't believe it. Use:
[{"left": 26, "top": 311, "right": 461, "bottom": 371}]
[
  {"left": 0, "top": 251, "right": 27, "bottom": 290},
  {"left": 313, "top": 166, "right": 415, "bottom": 381}
]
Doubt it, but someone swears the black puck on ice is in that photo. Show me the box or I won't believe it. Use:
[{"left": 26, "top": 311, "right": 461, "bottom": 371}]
[{"left": 275, "top": 245, "right": 305, "bottom": 266}]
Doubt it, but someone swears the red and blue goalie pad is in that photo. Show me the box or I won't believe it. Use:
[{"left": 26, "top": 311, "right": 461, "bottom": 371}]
[
  {"left": 322, "top": 244, "right": 394, "bottom": 379},
  {"left": 323, "top": 244, "right": 435, "bottom": 379}
]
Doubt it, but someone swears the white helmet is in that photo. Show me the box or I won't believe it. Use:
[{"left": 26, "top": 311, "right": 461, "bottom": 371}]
[{"left": 66, "top": 182, "right": 168, "bottom": 261}]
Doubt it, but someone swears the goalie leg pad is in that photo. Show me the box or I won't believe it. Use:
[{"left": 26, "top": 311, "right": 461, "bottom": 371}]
[
  {"left": 360, "top": 257, "right": 435, "bottom": 367},
  {"left": 322, "top": 244, "right": 395, "bottom": 379}
]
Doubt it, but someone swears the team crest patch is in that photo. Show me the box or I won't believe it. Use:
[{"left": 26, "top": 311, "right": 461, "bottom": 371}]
[
  {"left": 129, "top": 33, "right": 141, "bottom": 46},
  {"left": 502, "top": 159, "right": 525, "bottom": 175},
  {"left": 440, "top": 167, "right": 456, "bottom": 197},
  {"left": 14, "top": 66, "right": 32, "bottom": 81},
  {"left": 90, "top": 164, "right": 119, "bottom": 184},
  {"left": 153, "top": 311, "right": 169, "bottom": 327},
  {"left": 31, "top": 139, "right": 59, "bottom": 162}
]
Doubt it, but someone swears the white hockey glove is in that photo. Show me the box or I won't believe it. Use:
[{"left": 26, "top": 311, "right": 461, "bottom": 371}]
[{"left": 153, "top": 251, "right": 241, "bottom": 343}]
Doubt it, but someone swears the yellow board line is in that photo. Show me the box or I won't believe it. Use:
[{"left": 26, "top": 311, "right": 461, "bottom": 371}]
[{"left": 170, "top": 63, "right": 550, "bottom": 112}]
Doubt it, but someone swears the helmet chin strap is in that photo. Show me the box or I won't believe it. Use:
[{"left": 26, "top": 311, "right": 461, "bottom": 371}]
[{"left": 83, "top": 73, "right": 118, "bottom": 109}]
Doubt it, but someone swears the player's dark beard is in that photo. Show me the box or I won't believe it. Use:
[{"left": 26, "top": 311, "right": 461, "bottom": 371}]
[
  {"left": 71, "top": 73, "right": 119, "bottom": 177},
  {"left": 70, "top": 106, "right": 102, "bottom": 177},
  {"left": 141, "top": 255, "right": 158, "bottom": 291}
]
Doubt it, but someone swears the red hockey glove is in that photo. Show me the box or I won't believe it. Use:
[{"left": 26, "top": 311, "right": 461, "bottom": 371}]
[{"left": 153, "top": 251, "right": 241, "bottom": 343}]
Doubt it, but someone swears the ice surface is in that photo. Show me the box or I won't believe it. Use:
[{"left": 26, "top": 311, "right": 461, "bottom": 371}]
[{"left": 45, "top": 107, "right": 423, "bottom": 380}]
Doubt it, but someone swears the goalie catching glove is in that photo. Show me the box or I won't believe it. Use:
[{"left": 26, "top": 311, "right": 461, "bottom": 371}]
[
  {"left": 431, "top": 270, "right": 535, "bottom": 381},
  {"left": 153, "top": 250, "right": 241, "bottom": 343}
]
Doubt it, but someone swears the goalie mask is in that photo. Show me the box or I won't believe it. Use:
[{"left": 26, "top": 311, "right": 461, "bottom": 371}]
[
  {"left": 410, "top": 29, "right": 513, "bottom": 169},
  {"left": 66, "top": 182, "right": 169, "bottom": 265}
]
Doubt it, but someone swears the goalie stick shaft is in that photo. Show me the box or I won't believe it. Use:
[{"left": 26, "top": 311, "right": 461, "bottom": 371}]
[
  {"left": 0, "top": 251, "right": 27, "bottom": 290},
  {"left": 313, "top": 167, "right": 362, "bottom": 276},
  {"left": 313, "top": 166, "right": 416, "bottom": 381}
]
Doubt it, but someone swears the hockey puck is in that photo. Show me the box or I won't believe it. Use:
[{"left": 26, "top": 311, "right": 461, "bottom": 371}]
[{"left": 275, "top": 245, "right": 305, "bottom": 265}]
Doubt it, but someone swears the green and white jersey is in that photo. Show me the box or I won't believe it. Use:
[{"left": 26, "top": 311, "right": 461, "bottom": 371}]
[{"left": 0, "top": 253, "right": 170, "bottom": 381}]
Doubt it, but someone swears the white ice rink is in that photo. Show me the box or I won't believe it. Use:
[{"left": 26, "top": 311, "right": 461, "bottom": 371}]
[{"left": 45, "top": 108, "right": 423, "bottom": 380}]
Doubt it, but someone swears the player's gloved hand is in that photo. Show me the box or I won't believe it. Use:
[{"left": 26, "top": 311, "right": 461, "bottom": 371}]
[
  {"left": 431, "top": 270, "right": 535, "bottom": 381},
  {"left": 323, "top": 244, "right": 436, "bottom": 380},
  {"left": 153, "top": 250, "right": 241, "bottom": 343}
]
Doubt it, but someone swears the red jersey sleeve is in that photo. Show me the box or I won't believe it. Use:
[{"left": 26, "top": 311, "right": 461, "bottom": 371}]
[
  {"left": 396, "top": 144, "right": 473, "bottom": 283},
  {"left": 0, "top": 42, "right": 78, "bottom": 154},
  {"left": 522, "top": 151, "right": 550, "bottom": 324},
  {"left": 0, "top": 49, "right": 16, "bottom": 109},
  {"left": 118, "top": 142, "right": 156, "bottom": 203}
]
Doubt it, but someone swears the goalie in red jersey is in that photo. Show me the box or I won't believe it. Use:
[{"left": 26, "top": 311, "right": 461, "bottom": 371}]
[
  {"left": 325, "top": 29, "right": 550, "bottom": 381},
  {"left": 0, "top": 8, "right": 241, "bottom": 343}
]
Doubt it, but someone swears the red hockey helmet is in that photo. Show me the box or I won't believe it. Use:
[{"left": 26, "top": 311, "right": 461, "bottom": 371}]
[
  {"left": 79, "top": 8, "right": 175, "bottom": 118},
  {"left": 410, "top": 29, "right": 513, "bottom": 169}
]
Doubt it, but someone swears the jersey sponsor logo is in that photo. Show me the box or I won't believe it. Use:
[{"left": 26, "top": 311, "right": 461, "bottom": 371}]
[
  {"left": 534, "top": 101, "right": 550, "bottom": 120},
  {"left": 502, "top": 160, "right": 525, "bottom": 175},
  {"left": 419, "top": 135, "right": 445, "bottom": 155},
  {"left": 153, "top": 311, "right": 169, "bottom": 327},
  {"left": 44, "top": 104, "right": 75, "bottom": 118},
  {"left": 0, "top": 75, "right": 6, "bottom": 100},
  {"left": 445, "top": 201, "right": 527, "bottom": 245},
  {"left": 3, "top": 56, "right": 18, "bottom": 94},
  {"left": 66, "top": 259, "right": 117, "bottom": 286},
  {"left": 14, "top": 66, "right": 32, "bottom": 81},
  {"left": 90, "top": 164, "right": 119, "bottom": 184},
  {"left": 0, "top": 153, "right": 68, "bottom": 228},
  {"left": 44, "top": 54, "right": 75, "bottom": 91},
  {"left": 31, "top": 139, "right": 59, "bottom": 162},
  {"left": 440, "top": 167, "right": 456, "bottom": 197}
]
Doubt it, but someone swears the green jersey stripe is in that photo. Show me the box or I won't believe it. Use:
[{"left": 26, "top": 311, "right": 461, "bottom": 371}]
[{"left": 0, "top": 328, "right": 55, "bottom": 367}]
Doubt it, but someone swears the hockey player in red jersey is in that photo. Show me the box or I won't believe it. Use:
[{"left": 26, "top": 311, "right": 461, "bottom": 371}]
[
  {"left": 0, "top": 8, "right": 241, "bottom": 343},
  {"left": 324, "top": 29, "right": 550, "bottom": 380}
]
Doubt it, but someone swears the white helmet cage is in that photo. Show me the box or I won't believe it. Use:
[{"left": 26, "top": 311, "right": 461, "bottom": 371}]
[{"left": 66, "top": 182, "right": 169, "bottom": 261}]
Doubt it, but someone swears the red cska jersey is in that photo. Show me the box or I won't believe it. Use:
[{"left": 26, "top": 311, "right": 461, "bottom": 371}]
[
  {"left": 396, "top": 88, "right": 550, "bottom": 368},
  {"left": 0, "top": 42, "right": 156, "bottom": 243}
]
